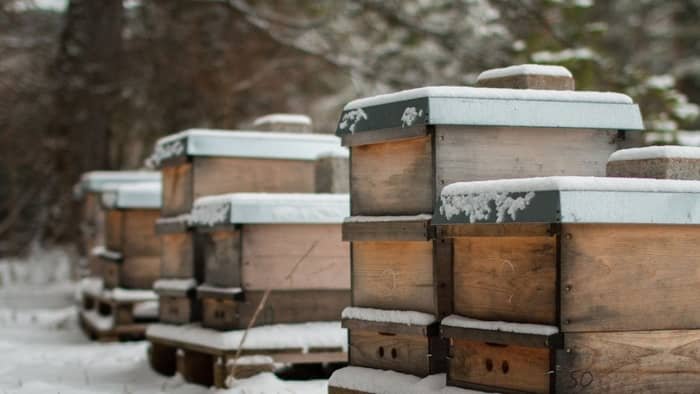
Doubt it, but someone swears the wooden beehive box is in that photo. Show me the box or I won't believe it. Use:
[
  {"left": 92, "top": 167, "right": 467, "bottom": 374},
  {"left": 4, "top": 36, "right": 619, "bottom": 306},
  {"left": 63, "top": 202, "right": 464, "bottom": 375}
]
[
  {"left": 607, "top": 145, "right": 700, "bottom": 180},
  {"left": 153, "top": 279, "right": 200, "bottom": 324},
  {"left": 336, "top": 67, "right": 643, "bottom": 216},
  {"left": 98, "top": 182, "right": 162, "bottom": 289},
  {"left": 189, "top": 193, "right": 351, "bottom": 330},
  {"left": 147, "top": 129, "right": 344, "bottom": 217},
  {"left": 434, "top": 176, "right": 700, "bottom": 393},
  {"left": 76, "top": 171, "right": 160, "bottom": 276}
]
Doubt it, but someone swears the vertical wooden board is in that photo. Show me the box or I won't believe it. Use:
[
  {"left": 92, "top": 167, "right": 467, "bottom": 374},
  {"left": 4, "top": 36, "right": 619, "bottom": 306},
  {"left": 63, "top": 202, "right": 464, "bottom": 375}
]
[
  {"left": 192, "top": 157, "right": 315, "bottom": 199},
  {"left": 122, "top": 209, "right": 161, "bottom": 257},
  {"left": 201, "top": 297, "right": 240, "bottom": 330},
  {"left": 160, "top": 233, "right": 195, "bottom": 278},
  {"left": 350, "top": 135, "right": 433, "bottom": 216},
  {"left": 120, "top": 256, "right": 161, "bottom": 289},
  {"left": 105, "top": 210, "right": 123, "bottom": 251},
  {"left": 241, "top": 224, "right": 350, "bottom": 290},
  {"left": 203, "top": 229, "right": 241, "bottom": 287},
  {"left": 82, "top": 192, "right": 100, "bottom": 225},
  {"left": 162, "top": 163, "right": 193, "bottom": 216},
  {"left": 435, "top": 126, "right": 615, "bottom": 189},
  {"left": 349, "top": 329, "right": 431, "bottom": 377},
  {"left": 352, "top": 241, "right": 436, "bottom": 314},
  {"left": 561, "top": 224, "right": 700, "bottom": 332},
  {"left": 453, "top": 236, "right": 557, "bottom": 325},
  {"left": 433, "top": 238, "right": 453, "bottom": 319},
  {"left": 449, "top": 338, "right": 551, "bottom": 393},
  {"left": 557, "top": 330, "right": 700, "bottom": 393},
  {"left": 239, "top": 290, "right": 350, "bottom": 326},
  {"left": 102, "top": 261, "right": 119, "bottom": 288}
]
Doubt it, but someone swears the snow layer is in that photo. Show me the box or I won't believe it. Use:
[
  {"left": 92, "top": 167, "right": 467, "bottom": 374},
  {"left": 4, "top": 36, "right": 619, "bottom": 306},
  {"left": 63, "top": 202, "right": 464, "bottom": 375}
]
[
  {"left": 79, "top": 277, "right": 104, "bottom": 298},
  {"left": 477, "top": 64, "right": 572, "bottom": 81},
  {"left": 132, "top": 301, "right": 158, "bottom": 319},
  {"left": 344, "top": 214, "right": 432, "bottom": 223},
  {"left": 91, "top": 246, "right": 123, "bottom": 260},
  {"left": 344, "top": 86, "right": 632, "bottom": 110},
  {"left": 342, "top": 307, "right": 436, "bottom": 326},
  {"left": 609, "top": 145, "right": 700, "bottom": 162},
  {"left": 100, "top": 182, "right": 161, "bottom": 209},
  {"left": 329, "top": 367, "right": 483, "bottom": 394},
  {"left": 148, "top": 129, "right": 342, "bottom": 167},
  {"left": 316, "top": 146, "right": 350, "bottom": 159},
  {"left": 196, "top": 283, "right": 242, "bottom": 295},
  {"left": 147, "top": 322, "right": 347, "bottom": 351},
  {"left": 189, "top": 193, "right": 349, "bottom": 226},
  {"left": 81, "top": 310, "right": 114, "bottom": 331},
  {"left": 154, "top": 278, "right": 197, "bottom": 292},
  {"left": 78, "top": 171, "right": 161, "bottom": 194},
  {"left": 104, "top": 288, "right": 158, "bottom": 302},
  {"left": 253, "top": 113, "right": 312, "bottom": 126},
  {"left": 442, "top": 314, "right": 559, "bottom": 336}
]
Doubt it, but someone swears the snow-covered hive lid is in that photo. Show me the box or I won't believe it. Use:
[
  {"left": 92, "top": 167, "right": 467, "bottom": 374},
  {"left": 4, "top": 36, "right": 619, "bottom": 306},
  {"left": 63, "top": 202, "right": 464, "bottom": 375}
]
[
  {"left": 336, "top": 86, "right": 643, "bottom": 136},
  {"left": 608, "top": 145, "right": 700, "bottom": 162},
  {"left": 252, "top": 113, "right": 313, "bottom": 133},
  {"left": 189, "top": 193, "right": 350, "bottom": 227},
  {"left": 147, "top": 129, "right": 341, "bottom": 168},
  {"left": 100, "top": 182, "right": 161, "bottom": 210},
  {"left": 477, "top": 64, "right": 575, "bottom": 90},
  {"left": 76, "top": 171, "right": 161, "bottom": 197},
  {"left": 436, "top": 176, "right": 700, "bottom": 225}
]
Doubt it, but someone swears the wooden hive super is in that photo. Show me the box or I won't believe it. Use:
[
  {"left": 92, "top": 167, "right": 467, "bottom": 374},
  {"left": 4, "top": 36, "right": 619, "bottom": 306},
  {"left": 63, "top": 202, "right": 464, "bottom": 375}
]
[
  {"left": 433, "top": 176, "right": 700, "bottom": 393},
  {"left": 97, "top": 182, "right": 162, "bottom": 289},
  {"left": 188, "top": 193, "right": 351, "bottom": 330}
]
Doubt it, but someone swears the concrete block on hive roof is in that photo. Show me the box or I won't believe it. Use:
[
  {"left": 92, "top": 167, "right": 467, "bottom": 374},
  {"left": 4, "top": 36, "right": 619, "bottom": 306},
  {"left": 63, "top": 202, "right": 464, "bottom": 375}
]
[
  {"left": 476, "top": 63, "right": 575, "bottom": 90},
  {"left": 251, "top": 113, "right": 313, "bottom": 133},
  {"left": 607, "top": 145, "right": 700, "bottom": 180}
]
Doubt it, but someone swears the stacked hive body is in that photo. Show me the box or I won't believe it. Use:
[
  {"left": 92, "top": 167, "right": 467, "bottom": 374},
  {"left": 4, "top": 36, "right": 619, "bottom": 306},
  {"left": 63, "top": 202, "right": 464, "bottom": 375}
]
[
  {"left": 329, "top": 65, "right": 645, "bottom": 393},
  {"left": 146, "top": 118, "right": 352, "bottom": 387},
  {"left": 79, "top": 181, "right": 162, "bottom": 341}
]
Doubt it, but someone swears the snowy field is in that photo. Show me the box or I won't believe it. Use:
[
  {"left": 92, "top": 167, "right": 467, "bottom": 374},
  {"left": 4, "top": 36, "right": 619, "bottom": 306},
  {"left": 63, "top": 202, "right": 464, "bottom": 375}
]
[{"left": 0, "top": 248, "right": 327, "bottom": 394}]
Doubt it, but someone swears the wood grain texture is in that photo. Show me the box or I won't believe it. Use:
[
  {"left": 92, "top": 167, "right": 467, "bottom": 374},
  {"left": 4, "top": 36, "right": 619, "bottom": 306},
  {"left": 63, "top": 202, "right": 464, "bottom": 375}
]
[
  {"left": 122, "top": 209, "right": 161, "bottom": 257},
  {"left": 350, "top": 136, "right": 433, "bottom": 216},
  {"left": 561, "top": 224, "right": 700, "bottom": 332},
  {"left": 239, "top": 290, "right": 350, "bottom": 327},
  {"left": 203, "top": 229, "right": 242, "bottom": 287},
  {"left": 120, "top": 256, "right": 161, "bottom": 289},
  {"left": 192, "top": 156, "right": 315, "bottom": 200},
  {"left": 449, "top": 338, "right": 551, "bottom": 393},
  {"left": 343, "top": 219, "right": 432, "bottom": 242},
  {"left": 557, "top": 330, "right": 700, "bottom": 393},
  {"left": 352, "top": 240, "right": 437, "bottom": 314},
  {"left": 453, "top": 236, "right": 557, "bottom": 325},
  {"left": 434, "top": 238, "right": 453, "bottom": 319},
  {"left": 162, "top": 163, "right": 193, "bottom": 216},
  {"left": 105, "top": 209, "right": 123, "bottom": 251},
  {"left": 437, "top": 223, "right": 553, "bottom": 238},
  {"left": 342, "top": 125, "right": 428, "bottom": 147},
  {"left": 349, "top": 329, "right": 432, "bottom": 377},
  {"left": 242, "top": 224, "right": 350, "bottom": 290},
  {"left": 342, "top": 318, "right": 438, "bottom": 337},
  {"left": 441, "top": 325, "right": 559, "bottom": 349},
  {"left": 160, "top": 232, "right": 195, "bottom": 278},
  {"left": 435, "top": 126, "right": 615, "bottom": 190}
]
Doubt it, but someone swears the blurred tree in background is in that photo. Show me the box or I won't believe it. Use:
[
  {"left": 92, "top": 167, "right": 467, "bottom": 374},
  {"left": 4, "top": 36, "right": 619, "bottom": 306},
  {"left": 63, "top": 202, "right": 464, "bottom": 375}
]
[{"left": 1, "top": 0, "right": 699, "bottom": 255}]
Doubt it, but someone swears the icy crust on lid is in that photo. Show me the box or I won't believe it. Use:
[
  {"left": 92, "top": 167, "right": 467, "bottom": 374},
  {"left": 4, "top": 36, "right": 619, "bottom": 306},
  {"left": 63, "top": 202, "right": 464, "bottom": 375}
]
[
  {"left": 342, "top": 307, "right": 436, "bottom": 326},
  {"left": 78, "top": 171, "right": 161, "bottom": 195},
  {"left": 442, "top": 314, "right": 559, "bottom": 336},
  {"left": 477, "top": 64, "right": 573, "bottom": 81},
  {"left": 253, "top": 113, "right": 312, "bottom": 126},
  {"left": 147, "top": 129, "right": 342, "bottom": 166},
  {"left": 609, "top": 145, "right": 700, "bottom": 162},
  {"left": 329, "top": 367, "right": 482, "bottom": 394},
  {"left": 344, "top": 86, "right": 633, "bottom": 110},
  {"left": 189, "top": 193, "right": 350, "bottom": 226},
  {"left": 153, "top": 278, "right": 197, "bottom": 292},
  {"left": 146, "top": 322, "right": 347, "bottom": 351},
  {"left": 100, "top": 182, "right": 161, "bottom": 209}
]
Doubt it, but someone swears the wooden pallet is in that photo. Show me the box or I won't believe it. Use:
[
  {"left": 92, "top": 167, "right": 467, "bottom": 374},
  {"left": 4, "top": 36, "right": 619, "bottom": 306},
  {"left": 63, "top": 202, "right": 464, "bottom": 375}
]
[
  {"left": 148, "top": 333, "right": 347, "bottom": 388},
  {"left": 79, "top": 310, "right": 149, "bottom": 342},
  {"left": 79, "top": 290, "right": 157, "bottom": 342}
]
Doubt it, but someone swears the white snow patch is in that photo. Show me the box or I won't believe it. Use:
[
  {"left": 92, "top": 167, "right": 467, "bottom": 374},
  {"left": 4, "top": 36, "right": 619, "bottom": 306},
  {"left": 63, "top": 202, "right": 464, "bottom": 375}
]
[
  {"left": 316, "top": 146, "right": 350, "bottom": 159},
  {"left": 531, "top": 47, "right": 597, "bottom": 63},
  {"left": 442, "top": 314, "right": 559, "bottom": 336},
  {"left": 440, "top": 190, "right": 535, "bottom": 223},
  {"left": 90, "top": 246, "right": 122, "bottom": 261},
  {"left": 81, "top": 310, "right": 114, "bottom": 331},
  {"left": 646, "top": 74, "right": 675, "bottom": 90},
  {"left": 226, "top": 355, "right": 275, "bottom": 366},
  {"left": 477, "top": 64, "right": 572, "bottom": 81},
  {"left": 344, "top": 85, "right": 630, "bottom": 110},
  {"left": 0, "top": 246, "right": 72, "bottom": 287},
  {"left": 609, "top": 145, "right": 700, "bottom": 162},
  {"left": 400, "top": 106, "right": 424, "bottom": 127},
  {"left": 147, "top": 322, "right": 347, "bottom": 351},
  {"left": 79, "top": 277, "right": 103, "bottom": 298},
  {"left": 253, "top": 113, "right": 312, "bottom": 126},
  {"left": 154, "top": 278, "right": 197, "bottom": 292},
  {"left": 338, "top": 108, "right": 368, "bottom": 132},
  {"left": 342, "top": 307, "right": 436, "bottom": 326},
  {"left": 329, "top": 367, "right": 482, "bottom": 394},
  {"left": 78, "top": 171, "right": 160, "bottom": 195},
  {"left": 344, "top": 214, "right": 432, "bottom": 223},
  {"left": 196, "top": 283, "right": 242, "bottom": 296},
  {"left": 104, "top": 288, "right": 157, "bottom": 302},
  {"left": 189, "top": 193, "right": 349, "bottom": 226},
  {"left": 132, "top": 301, "right": 158, "bottom": 319},
  {"left": 100, "top": 182, "right": 161, "bottom": 209}
]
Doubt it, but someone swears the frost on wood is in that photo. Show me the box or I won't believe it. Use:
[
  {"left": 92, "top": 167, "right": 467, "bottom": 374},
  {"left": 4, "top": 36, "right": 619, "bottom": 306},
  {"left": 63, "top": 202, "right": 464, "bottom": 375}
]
[
  {"left": 477, "top": 64, "right": 573, "bottom": 81},
  {"left": 609, "top": 145, "right": 700, "bottom": 162},
  {"left": 189, "top": 194, "right": 231, "bottom": 227},
  {"left": 442, "top": 314, "right": 559, "bottom": 336},
  {"left": 342, "top": 306, "right": 436, "bottom": 326},
  {"left": 440, "top": 190, "right": 536, "bottom": 222},
  {"left": 338, "top": 108, "right": 368, "bottom": 133},
  {"left": 400, "top": 106, "right": 424, "bottom": 127},
  {"left": 146, "top": 138, "right": 185, "bottom": 168},
  {"left": 330, "top": 367, "right": 481, "bottom": 394}
]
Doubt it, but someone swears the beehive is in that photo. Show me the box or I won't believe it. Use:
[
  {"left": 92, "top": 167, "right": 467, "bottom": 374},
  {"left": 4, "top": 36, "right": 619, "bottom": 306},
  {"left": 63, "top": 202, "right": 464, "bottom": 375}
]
[
  {"left": 75, "top": 171, "right": 160, "bottom": 276},
  {"left": 434, "top": 176, "right": 700, "bottom": 393},
  {"left": 98, "top": 182, "right": 161, "bottom": 289},
  {"left": 250, "top": 113, "right": 313, "bottom": 133},
  {"left": 607, "top": 145, "right": 700, "bottom": 180},
  {"left": 188, "top": 193, "right": 351, "bottom": 330}
]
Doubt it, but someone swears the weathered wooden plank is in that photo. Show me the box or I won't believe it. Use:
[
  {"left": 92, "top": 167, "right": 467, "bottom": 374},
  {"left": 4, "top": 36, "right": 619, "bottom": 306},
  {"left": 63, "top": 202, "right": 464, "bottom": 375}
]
[
  {"left": 448, "top": 338, "right": 551, "bottom": 394},
  {"left": 178, "top": 349, "right": 214, "bottom": 387},
  {"left": 434, "top": 238, "right": 453, "bottom": 319},
  {"left": 201, "top": 297, "right": 240, "bottom": 331},
  {"left": 148, "top": 341, "right": 177, "bottom": 376},
  {"left": 342, "top": 318, "right": 438, "bottom": 337},
  {"left": 352, "top": 240, "right": 437, "bottom": 314},
  {"left": 203, "top": 229, "right": 242, "bottom": 287},
  {"left": 162, "top": 162, "right": 193, "bottom": 216},
  {"left": 342, "top": 219, "right": 431, "bottom": 242},
  {"left": 349, "top": 329, "right": 432, "bottom": 377},
  {"left": 239, "top": 290, "right": 350, "bottom": 327},
  {"left": 453, "top": 236, "right": 557, "bottom": 325},
  {"left": 557, "top": 330, "right": 700, "bottom": 393},
  {"left": 159, "top": 295, "right": 199, "bottom": 324},
  {"left": 160, "top": 232, "right": 196, "bottom": 279},
  {"left": 342, "top": 126, "right": 428, "bottom": 147},
  {"left": 436, "top": 223, "right": 554, "bottom": 238},
  {"left": 120, "top": 256, "right": 161, "bottom": 289},
  {"left": 105, "top": 209, "right": 123, "bottom": 250},
  {"left": 441, "top": 325, "right": 560, "bottom": 349},
  {"left": 561, "top": 224, "right": 700, "bottom": 332},
  {"left": 350, "top": 136, "right": 433, "bottom": 216},
  {"left": 242, "top": 224, "right": 350, "bottom": 290},
  {"left": 122, "top": 209, "right": 161, "bottom": 257}
]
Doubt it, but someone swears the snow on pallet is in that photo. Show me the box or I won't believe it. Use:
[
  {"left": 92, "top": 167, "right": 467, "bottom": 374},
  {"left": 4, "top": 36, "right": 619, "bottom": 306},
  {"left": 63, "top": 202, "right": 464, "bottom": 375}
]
[
  {"left": 79, "top": 287, "right": 158, "bottom": 342},
  {"left": 328, "top": 366, "right": 482, "bottom": 394},
  {"left": 146, "top": 322, "right": 348, "bottom": 388}
]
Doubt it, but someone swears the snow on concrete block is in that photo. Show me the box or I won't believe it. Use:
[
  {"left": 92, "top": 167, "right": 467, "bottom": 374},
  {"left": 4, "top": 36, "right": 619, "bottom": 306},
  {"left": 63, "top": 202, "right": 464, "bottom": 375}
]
[
  {"left": 607, "top": 145, "right": 700, "bottom": 180},
  {"left": 251, "top": 113, "right": 313, "bottom": 133},
  {"left": 477, "top": 63, "right": 575, "bottom": 90}
]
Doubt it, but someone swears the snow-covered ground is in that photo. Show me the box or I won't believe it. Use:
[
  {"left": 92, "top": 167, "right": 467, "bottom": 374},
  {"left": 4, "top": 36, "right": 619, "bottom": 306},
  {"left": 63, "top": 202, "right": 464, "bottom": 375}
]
[{"left": 0, "top": 249, "right": 327, "bottom": 394}]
